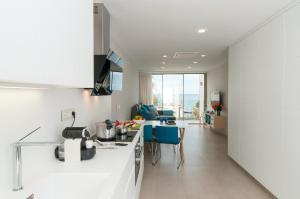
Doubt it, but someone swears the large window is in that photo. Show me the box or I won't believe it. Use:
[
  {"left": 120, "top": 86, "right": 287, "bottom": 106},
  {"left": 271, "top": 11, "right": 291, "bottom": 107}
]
[
  {"left": 152, "top": 75, "right": 163, "bottom": 108},
  {"left": 163, "top": 74, "right": 183, "bottom": 119},
  {"left": 152, "top": 74, "right": 205, "bottom": 120}
]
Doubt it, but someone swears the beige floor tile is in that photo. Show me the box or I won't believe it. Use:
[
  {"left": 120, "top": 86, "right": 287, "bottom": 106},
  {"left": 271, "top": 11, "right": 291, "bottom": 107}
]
[{"left": 140, "top": 126, "right": 274, "bottom": 199}]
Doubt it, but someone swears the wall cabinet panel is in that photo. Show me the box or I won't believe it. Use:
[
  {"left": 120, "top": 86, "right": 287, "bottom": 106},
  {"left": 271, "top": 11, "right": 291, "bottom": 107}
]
[
  {"left": 281, "top": 5, "right": 300, "bottom": 199},
  {"left": 0, "top": 0, "right": 93, "bottom": 88},
  {"left": 228, "top": 4, "right": 300, "bottom": 198}
]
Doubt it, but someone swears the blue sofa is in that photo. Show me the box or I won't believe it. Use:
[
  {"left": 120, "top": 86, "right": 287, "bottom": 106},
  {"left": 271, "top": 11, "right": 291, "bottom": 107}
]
[{"left": 131, "top": 103, "right": 176, "bottom": 121}]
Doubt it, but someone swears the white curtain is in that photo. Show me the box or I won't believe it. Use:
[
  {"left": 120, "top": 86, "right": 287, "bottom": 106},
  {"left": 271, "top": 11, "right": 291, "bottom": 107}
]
[{"left": 139, "top": 72, "right": 152, "bottom": 104}]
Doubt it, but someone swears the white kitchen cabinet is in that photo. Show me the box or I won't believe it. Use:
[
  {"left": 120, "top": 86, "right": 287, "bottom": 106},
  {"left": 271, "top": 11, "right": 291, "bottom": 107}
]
[
  {"left": 0, "top": 0, "right": 93, "bottom": 88},
  {"left": 281, "top": 4, "right": 300, "bottom": 199},
  {"left": 124, "top": 164, "right": 135, "bottom": 199},
  {"left": 228, "top": 3, "right": 300, "bottom": 199},
  {"left": 111, "top": 134, "right": 144, "bottom": 199}
]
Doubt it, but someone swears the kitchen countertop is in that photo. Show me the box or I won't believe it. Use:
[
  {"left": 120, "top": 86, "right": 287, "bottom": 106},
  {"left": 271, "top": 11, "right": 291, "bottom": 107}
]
[{"left": 8, "top": 128, "right": 143, "bottom": 199}]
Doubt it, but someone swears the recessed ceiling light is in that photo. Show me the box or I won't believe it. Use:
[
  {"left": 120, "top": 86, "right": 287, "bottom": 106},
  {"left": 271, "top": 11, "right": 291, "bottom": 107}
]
[
  {"left": 187, "top": 66, "right": 192, "bottom": 69},
  {"left": 201, "top": 54, "right": 207, "bottom": 57},
  {"left": 163, "top": 55, "right": 167, "bottom": 58},
  {"left": 162, "top": 61, "right": 166, "bottom": 65},
  {"left": 198, "top": 28, "right": 207, "bottom": 34},
  {"left": 193, "top": 61, "right": 198, "bottom": 64},
  {"left": 160, "top": 66, "right": 166, "bottom": 69}
]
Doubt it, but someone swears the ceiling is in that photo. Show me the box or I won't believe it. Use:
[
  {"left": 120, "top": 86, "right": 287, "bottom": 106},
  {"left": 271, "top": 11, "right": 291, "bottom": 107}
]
[{"left": 97, "top": 0, "right": 294, "bottom": 72}]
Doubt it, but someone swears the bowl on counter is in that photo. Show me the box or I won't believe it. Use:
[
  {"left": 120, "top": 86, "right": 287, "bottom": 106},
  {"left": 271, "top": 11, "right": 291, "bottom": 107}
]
[{"left": 132, "top": 120, "right": 145, "bottom": 124}]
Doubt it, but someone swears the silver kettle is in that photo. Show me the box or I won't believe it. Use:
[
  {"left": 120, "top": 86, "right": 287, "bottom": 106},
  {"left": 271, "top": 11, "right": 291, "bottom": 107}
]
[{"left": 96, "top": 120, "right": 116, "bottom": 140}]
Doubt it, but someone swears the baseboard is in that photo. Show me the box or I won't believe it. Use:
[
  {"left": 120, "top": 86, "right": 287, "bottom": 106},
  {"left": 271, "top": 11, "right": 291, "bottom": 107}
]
[{"left": 228, "top": 156, "right": 278, "bottom": 199}]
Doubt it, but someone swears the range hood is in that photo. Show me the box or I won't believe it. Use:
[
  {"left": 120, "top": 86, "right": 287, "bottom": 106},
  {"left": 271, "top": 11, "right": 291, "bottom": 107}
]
[{"left": 92, "top": 3, "right": 123, "bottom": 96}]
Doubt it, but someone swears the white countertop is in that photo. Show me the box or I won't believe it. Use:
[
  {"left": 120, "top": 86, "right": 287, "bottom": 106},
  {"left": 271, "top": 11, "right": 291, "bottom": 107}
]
[
  {"left": 144, "top": 120, "right": 190, "bottom": 128},
  {"left": 7, "top": 129, "right": 143, "bottom": 199}
]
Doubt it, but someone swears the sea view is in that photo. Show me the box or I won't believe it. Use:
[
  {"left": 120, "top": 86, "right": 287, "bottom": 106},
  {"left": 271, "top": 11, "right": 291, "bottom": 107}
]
[{"left": 153, "top": 94, "right": 200, "bottom": 112}]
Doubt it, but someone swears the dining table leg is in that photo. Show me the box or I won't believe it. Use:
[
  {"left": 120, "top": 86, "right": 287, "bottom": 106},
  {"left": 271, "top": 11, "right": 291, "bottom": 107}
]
[{"left": 179, "top": 127, "right": 185, "bottom": 165}]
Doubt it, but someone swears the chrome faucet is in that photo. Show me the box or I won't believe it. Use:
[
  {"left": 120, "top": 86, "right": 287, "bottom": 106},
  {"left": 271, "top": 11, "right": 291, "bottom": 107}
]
[{"left": 11, "top": 127, "right": 62, "bottom": 191}]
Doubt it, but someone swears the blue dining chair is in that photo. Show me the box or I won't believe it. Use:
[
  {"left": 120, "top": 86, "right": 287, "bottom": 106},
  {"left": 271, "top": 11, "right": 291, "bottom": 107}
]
[
  {"left": 154, "top": 126, "right": 183, "bottom": 169},
  {"left": 143, "top": 125, "right": 155, "bottom": 164}
]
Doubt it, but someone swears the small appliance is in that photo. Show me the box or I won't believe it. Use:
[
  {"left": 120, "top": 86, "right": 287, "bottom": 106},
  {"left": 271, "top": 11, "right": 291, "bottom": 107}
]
[
  {"left": 96, "top": 120, "right": 116, "bottom": 141},
  {"left": 55, "top": 127, "right": 96, "bottom": 161}
]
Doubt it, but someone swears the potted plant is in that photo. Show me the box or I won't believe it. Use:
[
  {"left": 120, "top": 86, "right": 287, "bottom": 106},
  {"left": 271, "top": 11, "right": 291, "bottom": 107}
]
[{"left": 212, "top": 102, "right": 224, "bottom": 116}]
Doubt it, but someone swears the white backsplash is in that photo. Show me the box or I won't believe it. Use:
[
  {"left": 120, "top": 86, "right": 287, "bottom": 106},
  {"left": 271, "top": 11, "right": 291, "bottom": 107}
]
[{"left": 0, "top": 87, "right": 111, "bottom": 197}]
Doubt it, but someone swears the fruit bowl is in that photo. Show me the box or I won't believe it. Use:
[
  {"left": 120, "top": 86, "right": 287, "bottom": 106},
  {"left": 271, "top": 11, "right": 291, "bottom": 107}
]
[{"left": 133, "top": 119, "right": 145, "bottom": 124}]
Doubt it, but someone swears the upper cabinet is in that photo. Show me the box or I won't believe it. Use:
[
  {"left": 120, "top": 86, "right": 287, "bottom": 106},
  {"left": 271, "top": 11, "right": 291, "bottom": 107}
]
[{"left": 0, "top": 0, "right": 93, "bottom": 88}]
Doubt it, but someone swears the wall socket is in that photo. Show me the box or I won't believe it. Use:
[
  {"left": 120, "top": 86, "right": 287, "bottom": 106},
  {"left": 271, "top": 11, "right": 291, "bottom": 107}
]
[
  {"left": 116, "top": 104, "right": 121, "bottom": 111},
  {"left": 61, "top": 108, "right": 75, "bottom": 122}
]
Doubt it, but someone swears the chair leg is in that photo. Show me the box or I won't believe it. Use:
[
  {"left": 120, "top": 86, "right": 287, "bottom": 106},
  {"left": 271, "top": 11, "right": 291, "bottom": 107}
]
[
  {"left": 177, "top": 144, "right": 183, "bottom": 169},
  {"left": 151, "top": 142, "right": 155, "bottom": 165},
  {"left": 152, "top": 143, "right": 157, "bottom": 166},
  {"left": 158, "top": 143, "right": 161, "bottom": 160},
  {"left": 147, "top": 142, "right": 152, "bottom": 153},
  {"left": 180, "top": 141, "right": 184, "bottom": 164},
  {"left": 175, "top": 144, "right": 178, "bottom": 166},
  {"left": 153, "top": 143, "right": 159, "bottom": 166}
]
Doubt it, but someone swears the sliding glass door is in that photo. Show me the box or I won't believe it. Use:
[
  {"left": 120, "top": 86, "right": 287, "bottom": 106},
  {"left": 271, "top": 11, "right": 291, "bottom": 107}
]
[
  {"left": 183, "top": 74, "right": 205, "bottom": 119},
  {"left": 162, "top": 74, "right": 183, "bottom": 119},
  {"left": 152, "top": 74, "right": 205, "bottom": 120}
]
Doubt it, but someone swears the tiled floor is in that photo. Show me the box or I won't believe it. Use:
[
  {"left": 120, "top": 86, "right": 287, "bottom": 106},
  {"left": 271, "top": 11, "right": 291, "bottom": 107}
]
[{"left": 140, "top": 125, "right": 274, "bottom": 199}]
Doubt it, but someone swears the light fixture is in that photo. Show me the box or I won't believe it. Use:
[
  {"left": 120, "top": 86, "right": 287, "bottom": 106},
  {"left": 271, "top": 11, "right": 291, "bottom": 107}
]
[
  {"left": 187, "top": 66, "right": 192, "bottom": 69},
  {"left": 0, "top": 86, "right": 47, "bottom": 90},
  {"left": 198, "top": 28, "right": 207, "bottom": 34},
  {"left": 163, "top": 55, "right": 167, "bottom": 58},
  {"left": 201, "top": 54, "right": 207, "bottom": 57},
  {"left": 193, "top": 61, "right": 198, "bottom": 64},
  {"left": 160, "top": 66, "right": 166, "bottom": 69},
  {"left": 162, "top": 61, "right": 166, "bottom": 65}
]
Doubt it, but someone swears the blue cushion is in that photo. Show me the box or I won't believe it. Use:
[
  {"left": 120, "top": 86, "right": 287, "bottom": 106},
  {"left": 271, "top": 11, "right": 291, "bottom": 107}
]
[
  {"left": 140, "top": 105, "right": 159, "bottom": 120},
  {"left": 140, "top": 105, "right": 152, "bottom": 120},
  {"left": 148, "top": 105, "right": 159, "bottom": 118},
  {"left": 144, "top": 125, "right": 153, "bottom": 142},
  {"left": 155, "top": 126, "right": 179, "bottom": 145}
]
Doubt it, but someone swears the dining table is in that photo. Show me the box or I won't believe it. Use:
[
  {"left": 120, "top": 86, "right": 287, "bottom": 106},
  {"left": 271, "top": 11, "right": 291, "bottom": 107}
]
[
  {"left": 144, "top": 120, "right": 189, "bottom": 140},
  {"left": 143, "top": 120, "right": 190, "bottom": 167}
]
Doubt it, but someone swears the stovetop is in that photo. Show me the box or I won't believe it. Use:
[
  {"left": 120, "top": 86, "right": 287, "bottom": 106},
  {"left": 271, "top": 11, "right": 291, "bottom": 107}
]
[{"left": 97, "top": 131, "right": 138, "bottom": 142}]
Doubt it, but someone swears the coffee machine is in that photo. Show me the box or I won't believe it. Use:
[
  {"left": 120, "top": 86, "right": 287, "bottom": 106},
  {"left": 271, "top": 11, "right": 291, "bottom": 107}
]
[{"left": 55, "top": 127, "right": 96, "bottom": 161}]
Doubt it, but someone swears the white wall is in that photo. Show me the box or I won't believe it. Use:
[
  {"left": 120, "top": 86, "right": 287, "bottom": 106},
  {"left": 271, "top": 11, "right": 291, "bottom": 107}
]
[
  {"left": 228, "top": 3, "right": 300, "bottom": 199},
  {"left": 207, "top": 61, "right": 228, "bottom": 114},
  {"left": 109, "top": 41, "right": 139, "bottom": 121},
  {"left": 0, "top": 88, "right": 111, "bottom": 197},
  {"left": 207, "top": 61, "right": 228, "bottom": 134},
  {"left": 111, "top": 63, "right": 139, "bottom": 120},
  {"left": 0, "top": 58, "right": 139, "bottom": 198}
]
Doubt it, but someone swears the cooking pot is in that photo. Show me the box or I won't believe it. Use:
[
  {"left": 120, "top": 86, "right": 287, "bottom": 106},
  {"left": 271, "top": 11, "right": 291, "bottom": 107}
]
[
  {"left": 116, "top": 125, "right": 128, "bottom": 135},
  {"left": 96, "top": 120, "right": 116, "bottom": 140}
]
